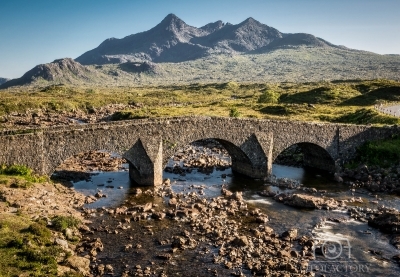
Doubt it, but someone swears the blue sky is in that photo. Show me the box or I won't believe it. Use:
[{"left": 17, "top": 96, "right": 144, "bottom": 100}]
[{"left": 1, "top": 0, "right": 399, "bottom": 78}]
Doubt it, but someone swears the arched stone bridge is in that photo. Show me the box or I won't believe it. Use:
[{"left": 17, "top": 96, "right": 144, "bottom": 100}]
[{"left": 0, "top": 117, "right": 399, "bottom": 186}]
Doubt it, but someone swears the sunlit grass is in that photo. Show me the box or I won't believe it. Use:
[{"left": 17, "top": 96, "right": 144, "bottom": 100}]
[{"left": 1, "top": 79, "right": 400, "bottom": 126}]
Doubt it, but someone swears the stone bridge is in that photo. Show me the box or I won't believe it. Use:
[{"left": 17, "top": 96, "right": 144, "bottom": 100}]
[{"left": 0, "top": 117, "right": 399, "bottom": 186}]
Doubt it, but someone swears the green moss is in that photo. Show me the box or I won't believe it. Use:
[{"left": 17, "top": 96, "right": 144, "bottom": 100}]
[
  {"left": 0, "top": 214, "right": 64, "bottom": 276},
  {"left": 51, "top": 215, "right": 81, "bottom": 232},
  {"left": 26, "top": 222, "right": 52, "bottom": 244},
  {"left": 0, "top": 165, "right": 48, "bottom": 186}
]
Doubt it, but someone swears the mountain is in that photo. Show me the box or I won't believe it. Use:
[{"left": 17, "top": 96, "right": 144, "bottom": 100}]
[
  {"left": 76, "top": 14, "right": 330, "bottom": 65},
  {"left": 191, "top": 17, "right": 282, "bottom": 52},
  {"left": 0, "top": 58, "right": 112, "bottom": 89},
  {"left": 2, "top": 14, "right": 400, "bottom": 88},
  {"left": 76, "top": 13, "right": 212, "bottom": 65},
  {"left": 251, "top": 33, "right": 342, "bottom": 53},
  {"left": 0, "top": 78, "right": 9, "bottom": 85}
]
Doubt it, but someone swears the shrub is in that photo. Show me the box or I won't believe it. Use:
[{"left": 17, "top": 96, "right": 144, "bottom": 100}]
[
  {"left": 258, "top": 89, "right": 280, "bottom": 104},
  {"left": 0, "top": 164, "right": 47, "bottom": 184},
  {"left": 0, "top": 165, "right": 32, "bottom": 176},
  {"left": 26, "top": 223, "right": 51, "bottom": 243},
  {"left": 354, "top": 136, "right": 400, "bottom": 167},
  {"left": 51, "top": 216, "right": 81, "bottom": 232},
  {"left": 229, "top": 107, "right": 240, "bottom": 117}
]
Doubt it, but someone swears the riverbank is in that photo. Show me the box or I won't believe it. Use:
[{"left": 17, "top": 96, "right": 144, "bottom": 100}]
[{"left": 0, "top": 180, "right": 93, "bottom": 276}]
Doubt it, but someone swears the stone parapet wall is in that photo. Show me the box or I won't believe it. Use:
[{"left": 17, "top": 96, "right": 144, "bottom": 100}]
[{"left": 0, "top": 116, "right": 399, "bottom": 185}]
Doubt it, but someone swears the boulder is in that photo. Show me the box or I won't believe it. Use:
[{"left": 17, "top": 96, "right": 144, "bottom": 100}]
[{"left": 65, "top": 256, "right": 90, "bottom": 276}]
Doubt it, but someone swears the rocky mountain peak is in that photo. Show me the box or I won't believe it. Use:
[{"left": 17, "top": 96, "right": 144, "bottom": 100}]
[
  {"left": 74, "top": 14, "right": 339, "bottom": 66},
  {"left": 200, "top": 20, "right": 225, "bottom": 34},
  {"left": 241, "top": 17, "right": 257, "bottom": 24},
  {"left": 159, "top": 13, "right": 187, "bottom": 30}
]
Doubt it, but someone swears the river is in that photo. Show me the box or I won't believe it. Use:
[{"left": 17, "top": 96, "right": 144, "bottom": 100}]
[{"left": 70, "top": 158, "right": 400, "bottom": 276}]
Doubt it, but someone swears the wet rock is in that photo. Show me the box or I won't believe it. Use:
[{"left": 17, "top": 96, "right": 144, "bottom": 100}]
[
  {"left": 132, "top": 188, "right": 142, "bottom": 196},
  {"left": 368, "top": 210, "right": 400, "bottom": 233},
  {"left": 152, "top": 212, "right": 166, "bottom": 220},
  {"left": 393, "top": 254, "right": 400, "bottom": 265},
  {"left": 233, "top": 236, "right": 249, "bottom": 247},
  {"left": 334, "top": 172, "right": 343, "bottom": 183},
  {"left": 221, "top": 188, "right": 233, "bottom": 197},
  {"left": 157, "top": 253, "right": 172, "bottom": 260},
  {"left": 284, "top": 194, "right": 338, "bottom": 209},
  {"left": 105, "top": 264, "right": 114, "bottom": 273},
  {"left": 281, "top": 229, "right": 298, "bottom": 241},
  {"left": 391, "top": 235, "right": 400, "bottom": 249},
  {"left": 231, "top": 191, "right": 243, "bottom": 201},
  {"left": 255, "top": 215, "right": 269, "bottom": 223},
  {"left": 115, "top": 206, "right": 128, "bottom": 214},
  {"left": 94, "top": 192, "right": 106, "bottom": 198},
  {"left": 169, "top": 197, "right": 178, "bottom": 208},
  {"left": 65, "top": 256, "right": 90, "bottom": 276},
  {"left": 124, "top": 244, "right": 133, "bottom": 251},
  {"left": 141, "top": 202, "right": 152, "bottom": 212},
  {"left": 171, "top": 236, "right": 186, "bottom": 249}
]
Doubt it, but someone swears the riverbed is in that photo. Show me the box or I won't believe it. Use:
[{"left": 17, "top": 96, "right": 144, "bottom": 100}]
[{"left": 71, "top": 161, "right": 400, "bottom": 276}]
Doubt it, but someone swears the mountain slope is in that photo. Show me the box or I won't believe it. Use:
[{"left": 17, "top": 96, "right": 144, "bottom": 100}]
[
  {"left": 76, "top": 14, "right": 333, "bottom": 65},
  {"left": 76, "top": 13, "right": 213, "bottom": 65},
  {"left": 0, "top": 58, "right": 112, "bottom": 88},
  {"left": 192, "top": 17, "right": 282, "bottom": 52},
  {"left": 0, "top": 78, "right": 9, "bottom": 85},
  {"left": 1, "top": 47, "right": 400, "bottom": 89}
]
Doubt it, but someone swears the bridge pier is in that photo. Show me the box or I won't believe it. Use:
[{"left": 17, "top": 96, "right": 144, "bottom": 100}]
[
  {"left": 124, "top": 138, "right": 163, "bottom": 186},
  {"left": 128, "top": 162, "right": 162, "bottom": 186}
]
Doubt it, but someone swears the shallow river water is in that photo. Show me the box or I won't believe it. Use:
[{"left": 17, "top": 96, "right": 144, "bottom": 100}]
[{"left": 72, "top": 163, "right": 400, "bottom": 276}]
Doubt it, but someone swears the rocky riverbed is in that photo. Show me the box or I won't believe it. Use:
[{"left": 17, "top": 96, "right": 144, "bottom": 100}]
[
  {"left": 52, "top": 150, "right": 127, "bottom": 184},
  {"left": 79, "top": 181, "right": 318, "bottom": 277}
]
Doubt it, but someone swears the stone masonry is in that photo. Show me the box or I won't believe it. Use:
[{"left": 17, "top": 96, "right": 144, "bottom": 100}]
[{"left": 0, "top": 116, "right": 399, "bottom": 186}]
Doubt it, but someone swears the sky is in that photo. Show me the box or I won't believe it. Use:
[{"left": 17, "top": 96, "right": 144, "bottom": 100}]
[{"left": 1, "top": 0, "right": 399, "bottom": 79}]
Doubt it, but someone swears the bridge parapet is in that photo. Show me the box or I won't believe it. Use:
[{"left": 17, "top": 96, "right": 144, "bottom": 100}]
[{"left": 0, "top": 117, "right": 399, "bottom": 186}]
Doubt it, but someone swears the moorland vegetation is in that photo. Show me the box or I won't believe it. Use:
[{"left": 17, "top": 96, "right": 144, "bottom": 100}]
[{"left": 1, "top": 79, "right": 400, "bottom": 126}]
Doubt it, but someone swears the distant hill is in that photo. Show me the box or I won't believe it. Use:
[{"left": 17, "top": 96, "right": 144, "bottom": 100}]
[
  {"left": 0, "top": 78, "right": 9, "bottom": 85},
  {"left": 0, "top": 58, "right": 113, "bottom": 89},
  {"left": 75, "top": 14, "right": 336, "bottom": 65}
]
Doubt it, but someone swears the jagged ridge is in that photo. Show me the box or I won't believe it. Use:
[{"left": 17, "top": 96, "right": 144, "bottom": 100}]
[{"left": 75, "top": 14, "right": 332, "bottom": 65}]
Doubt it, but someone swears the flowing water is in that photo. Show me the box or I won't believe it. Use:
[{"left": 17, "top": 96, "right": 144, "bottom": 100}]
[{"left": 72, "top": 162, "right": 400, "bottom": 276}]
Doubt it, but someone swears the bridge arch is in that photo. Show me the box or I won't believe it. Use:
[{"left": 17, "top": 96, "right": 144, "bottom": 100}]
[
  {"left": 51, "top": 149, "right": 126, "bottom": 183},
  {"left": 273, "top": 142, "right": 336, "bottom": 172},
  {"left": 2, "top": 117, "right": 398, "bottom": 186},
  {"left": 162, "top": 134, "right": 268, "bottom": 179}
]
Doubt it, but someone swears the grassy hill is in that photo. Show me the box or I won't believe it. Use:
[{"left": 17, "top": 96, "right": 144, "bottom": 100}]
[{"left": 1, "top": 79, "right": 400, "bottom": 128}]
